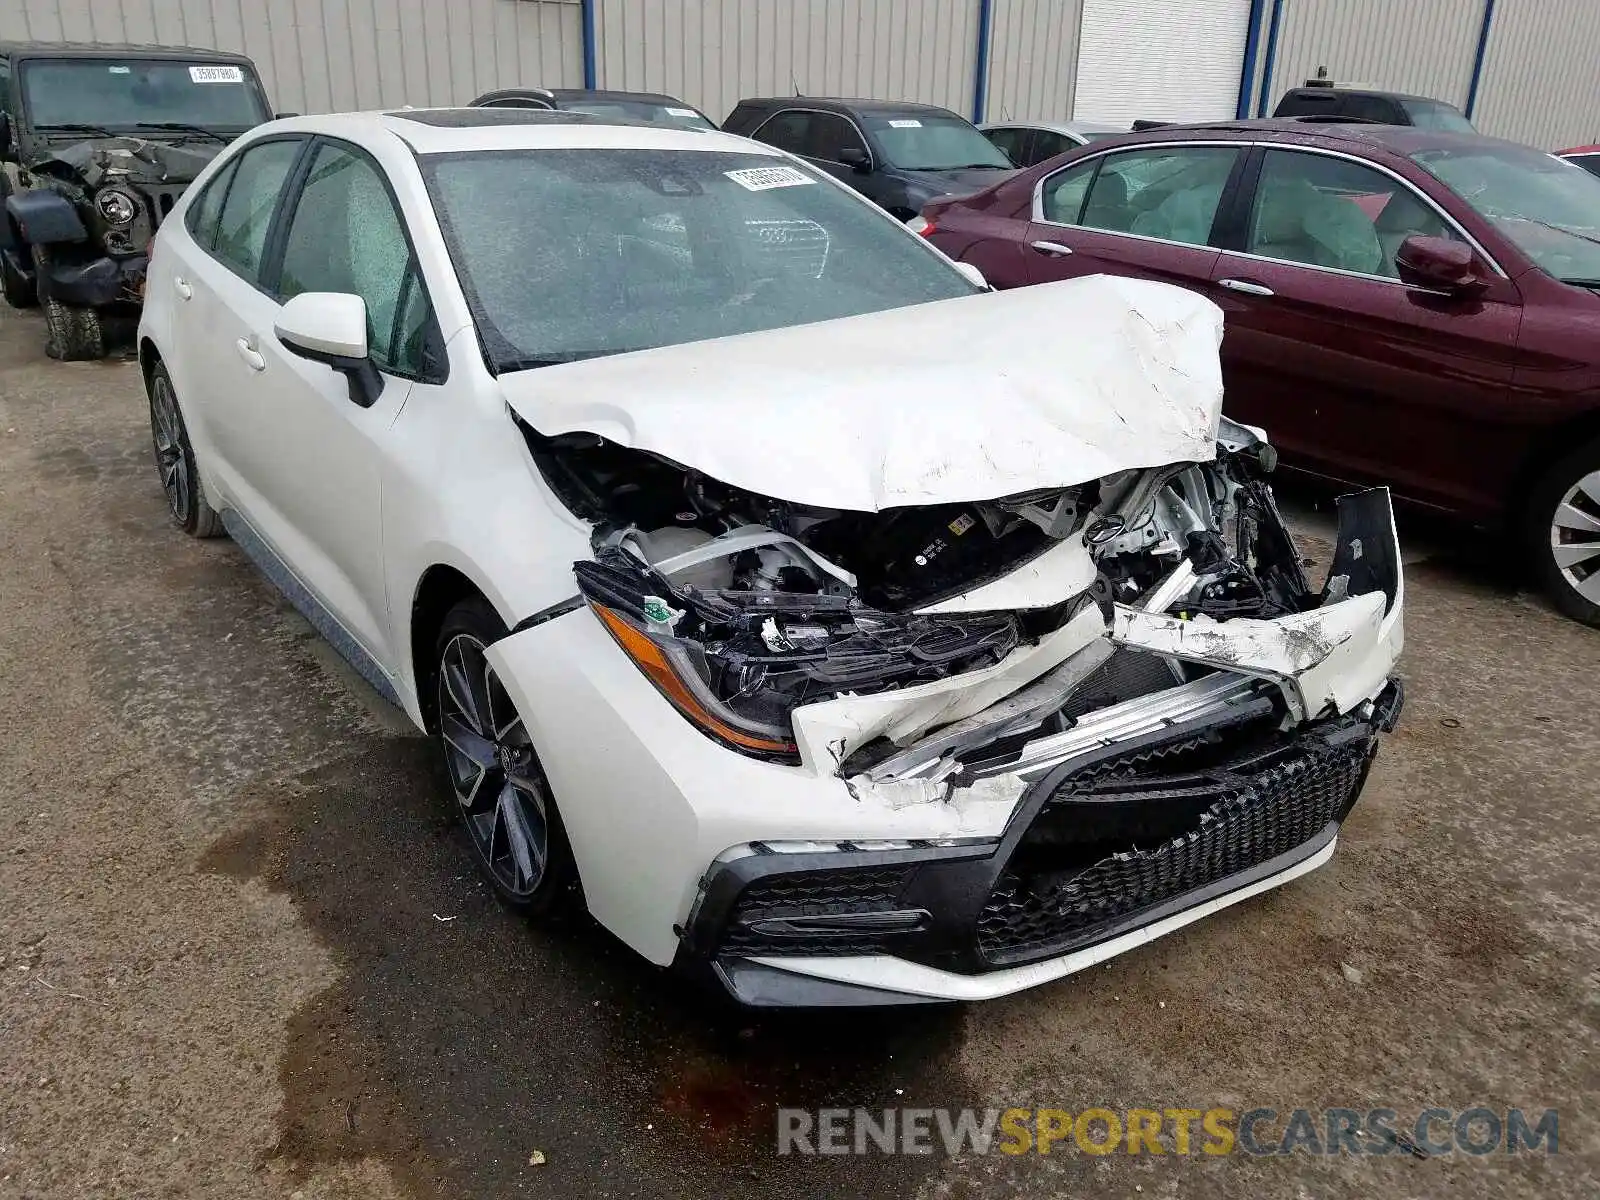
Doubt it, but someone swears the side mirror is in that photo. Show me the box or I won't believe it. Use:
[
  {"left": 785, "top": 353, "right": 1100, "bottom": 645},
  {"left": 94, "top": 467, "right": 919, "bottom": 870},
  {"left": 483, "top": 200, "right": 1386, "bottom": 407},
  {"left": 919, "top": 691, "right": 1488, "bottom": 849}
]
[
  {"left": 839, "top": 146, "right": 872, "bottom": 174},
  {"left": 954, "top": 261, "right": 989, "bottom": 290},
  {"left": 1395, "top": 234, "right": 1487, "bottom": 296},
  {"left": 274, "top": 292, "right": 384, "bottom": 408}
]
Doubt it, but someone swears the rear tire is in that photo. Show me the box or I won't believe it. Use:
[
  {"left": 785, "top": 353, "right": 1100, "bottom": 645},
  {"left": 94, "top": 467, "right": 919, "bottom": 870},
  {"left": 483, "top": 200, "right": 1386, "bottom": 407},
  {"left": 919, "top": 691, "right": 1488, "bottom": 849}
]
[
  {"left": 146, "top": 361, "right": 225, "bottom": 538},
  {"left": 1523, "top": 436, "right": 1600, "bottom": 627},
  {"left": 1, "top": 249, "right": 37, "bottom": 309},
  {"left": 34, "top": 246, "right": 105, "bottom": 361},
  {"left": 432, "top": 596, "right": 578, "bottom": 916}
]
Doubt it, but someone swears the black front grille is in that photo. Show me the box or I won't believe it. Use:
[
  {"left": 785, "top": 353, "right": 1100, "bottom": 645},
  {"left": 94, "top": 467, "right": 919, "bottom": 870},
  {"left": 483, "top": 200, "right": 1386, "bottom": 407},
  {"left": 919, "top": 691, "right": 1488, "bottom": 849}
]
[
  {"left": 142, "top": 185, "right": 186, "bottom": 228},
  {"left": 718, "top": 864, "right": 914, "bottom": 956},
  {"left": 977, "top": 732, "right": 1372, "bottom": 965}
]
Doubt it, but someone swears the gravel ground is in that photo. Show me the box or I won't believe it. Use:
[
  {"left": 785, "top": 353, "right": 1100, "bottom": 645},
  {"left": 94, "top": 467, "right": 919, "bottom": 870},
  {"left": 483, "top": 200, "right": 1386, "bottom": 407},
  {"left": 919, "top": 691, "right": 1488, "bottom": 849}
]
[{"left": 0, "top": 305, "right": 1595, "bottom": 1199}]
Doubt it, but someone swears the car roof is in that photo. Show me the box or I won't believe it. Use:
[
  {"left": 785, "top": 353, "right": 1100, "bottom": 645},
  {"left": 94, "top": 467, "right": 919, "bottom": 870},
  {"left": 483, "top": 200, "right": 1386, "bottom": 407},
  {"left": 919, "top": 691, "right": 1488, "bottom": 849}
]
[
  {"left": 0, "top": 40, "right": 256, "bottom": 64},
  {"left": 266, "top": 108, "right": 784, "bottom": 156},
  {"left": 1281, "top": 86, "right": 1447, "bottom": 105},
  {"left": 1558, "top": 145, "right": 1600, "bottom": 156},
  {"left": 1079, "top": 117, "right": 1521, "bottom": 158},
  {"left": 732, "top": 96, "right": 962, "bottom": 118}
]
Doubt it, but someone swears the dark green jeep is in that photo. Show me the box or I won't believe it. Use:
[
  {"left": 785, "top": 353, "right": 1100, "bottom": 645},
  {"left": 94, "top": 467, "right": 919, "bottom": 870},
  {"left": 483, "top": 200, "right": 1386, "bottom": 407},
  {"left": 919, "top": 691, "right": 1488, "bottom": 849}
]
[{"left": 0, "top": 42, "right": 274, "bottom": 359}]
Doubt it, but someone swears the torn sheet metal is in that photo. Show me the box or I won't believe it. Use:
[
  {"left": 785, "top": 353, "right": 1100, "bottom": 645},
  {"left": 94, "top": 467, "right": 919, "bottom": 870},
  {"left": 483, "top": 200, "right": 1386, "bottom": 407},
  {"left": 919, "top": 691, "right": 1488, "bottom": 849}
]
[
  {"left": 497, "top": 275, "right": 1225, "bottom": 512},
  {"left": 915, "top": 530, "right": 1098, "bottom": 614},
  {"left": 790, "top": 603, "right": 1107, "bottom": 774}
]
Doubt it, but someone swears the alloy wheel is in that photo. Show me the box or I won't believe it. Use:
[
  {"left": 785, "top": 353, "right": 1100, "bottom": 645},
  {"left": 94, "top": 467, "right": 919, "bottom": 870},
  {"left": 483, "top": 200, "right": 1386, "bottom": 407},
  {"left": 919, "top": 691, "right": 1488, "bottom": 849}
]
[
  {"left": 1550, "top": 468, "right": 1600, "bottom": 606},
  {"left": 149, "top": 375, "right": 191, "bottom": 524},
  {"left": 437, "top": 633, "right": 550, "bottom": 899}
]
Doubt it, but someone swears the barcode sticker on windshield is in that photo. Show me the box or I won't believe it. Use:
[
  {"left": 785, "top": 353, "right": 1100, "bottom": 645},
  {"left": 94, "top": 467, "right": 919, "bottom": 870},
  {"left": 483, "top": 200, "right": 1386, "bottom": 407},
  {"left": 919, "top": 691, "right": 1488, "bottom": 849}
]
[
  {"left": 888, "top": 119, "right": 922, "bottom": 128},
  {"left": 189, "top": 65, "right": 244, "bottom": 84},
  {"left": 724, "top": 166, "right": 816, "bottom": 191},
  {"left": 666, "top": 107, "right": 699, "bottom": 117}
]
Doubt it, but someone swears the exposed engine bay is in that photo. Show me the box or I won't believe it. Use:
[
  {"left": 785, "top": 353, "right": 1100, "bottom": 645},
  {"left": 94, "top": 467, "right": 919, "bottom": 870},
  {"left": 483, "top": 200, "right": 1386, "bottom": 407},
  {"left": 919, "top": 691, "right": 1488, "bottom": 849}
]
[{"left": 522, "top": 415, "right": 1327, "bottom": 767}]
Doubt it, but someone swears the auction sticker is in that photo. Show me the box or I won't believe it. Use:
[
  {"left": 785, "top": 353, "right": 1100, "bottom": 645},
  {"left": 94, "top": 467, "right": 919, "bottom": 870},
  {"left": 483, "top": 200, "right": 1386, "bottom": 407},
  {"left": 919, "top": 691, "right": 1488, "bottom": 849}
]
[
  {"left": 888, "top": 119, "right": 922, "bottom": 128},
  {"left": 725, "top": 166, "right": 816, "bottom": 191},
  {"left": 666, "top": 107, "right": 700, "bottom": 117},
  {"left": 190, "top": 65, "right": 245, "bottom": 83}
]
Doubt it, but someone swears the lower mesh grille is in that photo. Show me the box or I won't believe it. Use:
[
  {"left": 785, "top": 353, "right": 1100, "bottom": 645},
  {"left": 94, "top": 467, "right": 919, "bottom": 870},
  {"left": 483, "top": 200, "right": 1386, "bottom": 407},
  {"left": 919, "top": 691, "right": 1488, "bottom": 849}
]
[
  {"left": 977, "top": 734, "right": 1371, "bottom": 965},
  {"left": 718, "top": 865, "right": 914, "bottom": 956}
]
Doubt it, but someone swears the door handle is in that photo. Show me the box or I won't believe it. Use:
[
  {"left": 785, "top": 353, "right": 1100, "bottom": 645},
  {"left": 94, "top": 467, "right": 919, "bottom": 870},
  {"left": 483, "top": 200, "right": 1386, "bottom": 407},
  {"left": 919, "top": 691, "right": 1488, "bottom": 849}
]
[
  {"left": 1029, "top": 239, "right": 1074, "bottom": 257},
  {"left": 173, "top": 276, "right": 193, "bottom": 301},
  {"left": 235, "top": 338, "right": 266, "bottom": 372},
  {"left": 1217, "top": 278, "right": 1274, "bottom": 297}
]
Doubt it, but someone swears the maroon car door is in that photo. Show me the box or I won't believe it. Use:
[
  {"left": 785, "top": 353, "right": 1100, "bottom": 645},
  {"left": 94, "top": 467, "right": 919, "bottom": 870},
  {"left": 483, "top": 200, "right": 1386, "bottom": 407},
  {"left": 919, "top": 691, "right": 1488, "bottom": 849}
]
[
  {"left": 1023, "top": 145, "right": 1244, "bottom": 292},
  {"left": 1208, "top": 147, "right": 1522, "bottom": 509}
]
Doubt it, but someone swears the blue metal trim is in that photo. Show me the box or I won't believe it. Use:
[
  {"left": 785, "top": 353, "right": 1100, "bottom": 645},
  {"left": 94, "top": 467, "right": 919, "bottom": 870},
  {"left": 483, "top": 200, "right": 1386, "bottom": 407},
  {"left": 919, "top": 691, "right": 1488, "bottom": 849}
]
[
  {"left": 580, "top": 0, "right": 598, "bottom": 89},
  {"left": 1254, "top": 0, "right": 1287, "bottom": 117},
  {"left": 219, "top": 509, "right": 404, "bottom": 709},
  {"left": 971, "top": 0, "right": 994, "bottom": 123},
  {"left": 1464, "top": 0, "right": 1497, "bottom": 119},
  {"left": 1236, "top": 0, "right": 1269, "bottom": 119}
]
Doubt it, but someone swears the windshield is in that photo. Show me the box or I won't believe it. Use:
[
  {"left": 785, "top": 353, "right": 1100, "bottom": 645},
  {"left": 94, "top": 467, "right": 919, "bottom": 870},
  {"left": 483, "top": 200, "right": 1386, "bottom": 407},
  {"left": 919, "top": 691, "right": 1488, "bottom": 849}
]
[
  {"left": 562, "top": 100, "right": 715, "bottom": 130},
  {"left": 864, "top": 114, "right": 1013, "bottom": 171},
  {"left": 1402, "top": 99, "right": 1475, "bottom": 133},
  {"left": 1414, "top": 143, "right": 1600, "bottom": 283},
  {"left": 423, "top": 148, "right": 977, "bottom": 371},
  {"left": 19, "top": 58, "right": 269, "bottom": 134}
]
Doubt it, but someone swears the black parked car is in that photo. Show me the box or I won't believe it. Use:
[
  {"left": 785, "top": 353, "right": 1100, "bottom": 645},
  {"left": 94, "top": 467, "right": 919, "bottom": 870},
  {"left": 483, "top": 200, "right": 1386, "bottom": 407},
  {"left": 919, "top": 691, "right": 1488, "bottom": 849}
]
[
  {"left": 722, "top": 97, "right": 1016, "bottom": 221},
  {"left": 469, "top": 87, "right": 715, "bottom": 129},
  {"left": 0, "top": 41, "right": 274, "bottom": 360},
  {"left": 1273, "top": 83, "right": 1475, "bottom": 131}
]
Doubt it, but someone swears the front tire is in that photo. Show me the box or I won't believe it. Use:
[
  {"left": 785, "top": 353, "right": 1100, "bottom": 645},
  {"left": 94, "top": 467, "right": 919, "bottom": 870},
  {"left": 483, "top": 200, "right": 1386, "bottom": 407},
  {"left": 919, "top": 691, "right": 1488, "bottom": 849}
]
[
  {"left": 33, "top": 246, "right": 105, "bottom": 361},
  {"left": 146, "top": 362, "right": 224, "bottom": 538},
  {"left": 1524, "top": 436, "right": 1600, "bottom": 627},
  {"left": 433, "top": 597, "right": 577, "bottom": 914}
]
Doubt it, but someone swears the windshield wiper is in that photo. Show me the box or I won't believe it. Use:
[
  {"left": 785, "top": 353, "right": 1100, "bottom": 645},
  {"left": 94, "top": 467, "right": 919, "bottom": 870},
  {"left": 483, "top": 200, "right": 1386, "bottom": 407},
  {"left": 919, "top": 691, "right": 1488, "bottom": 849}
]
[
  {"left": 940, "top": 162, "right": 1011, "bottom": 170},
  {"left": 496, "top": 351, "right": 623, "bottom": 373},
  {"left": 133, "top": 121, "right": 230, "bottom": 143},
  {"left": 1558, "top": 277, "right": 1600, "bottom": 288},
  {"left": 36, "top": 122, "right": 119, "bottom": 137}
]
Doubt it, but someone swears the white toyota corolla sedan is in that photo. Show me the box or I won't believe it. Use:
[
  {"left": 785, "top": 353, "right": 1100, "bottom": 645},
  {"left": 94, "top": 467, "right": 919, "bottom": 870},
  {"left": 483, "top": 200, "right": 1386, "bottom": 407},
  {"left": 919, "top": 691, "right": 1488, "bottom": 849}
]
[{"left": 138, "top": 108, "right": 1404, "bottom": 1007}]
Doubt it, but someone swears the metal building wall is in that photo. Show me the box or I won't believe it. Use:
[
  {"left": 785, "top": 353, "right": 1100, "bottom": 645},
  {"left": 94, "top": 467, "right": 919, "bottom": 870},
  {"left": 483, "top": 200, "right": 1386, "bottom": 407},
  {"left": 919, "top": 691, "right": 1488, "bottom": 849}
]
[
  {"left": 1472, "top": 0, "right": 1600, "bottom": 149},
  {"left": 0, "top": 0, "right": 584, "bottom": 114},
  {"left": 593, "top": 0, "right": 980, "bottom": 126},
  {"left": 1263, "top": 0, "right": 1485, "bottom": 111},
  {"left": 982, "top": 0, "right": 1084, "bottom": 123}
]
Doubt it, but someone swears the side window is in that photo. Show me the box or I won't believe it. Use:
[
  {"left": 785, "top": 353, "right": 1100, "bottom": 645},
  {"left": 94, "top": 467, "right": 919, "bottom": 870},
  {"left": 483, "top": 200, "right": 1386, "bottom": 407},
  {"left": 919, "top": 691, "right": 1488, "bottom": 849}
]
[
  {"left": 1247, "top": 149, "right": 1457, "bottom": 277},
  {"left": 984, "top": 127, "right": 1029, "bottom": 166},
  {"left": 0, "top": 58, "right": 11, "bottom": 113},
  {"left": 212, "top": 138, "right": 303, "bottom": 282},
  {"left": 184, "top": 157, "right": 240, "bottom": 251},
  {"left": 1033, "top": 131, "right": 1070, "bottom": 165},
  {"left": 1040, "top": 158, "right": 1097, "bottom": 223},
  {"left": 751, "top": 111, "right": 811, "bottom": 155},
  {"left": 276, "top": 141, "right": 432, "bottom": 376},
  {"left": 1343, "top": 94, "right": 1402, "bottom": 124},
  {"left": 1082, "top": 146, "right": 1240, "bottom": 246},
  {"left": 807, "top": 113, "right": 867, "bottom": 163}
]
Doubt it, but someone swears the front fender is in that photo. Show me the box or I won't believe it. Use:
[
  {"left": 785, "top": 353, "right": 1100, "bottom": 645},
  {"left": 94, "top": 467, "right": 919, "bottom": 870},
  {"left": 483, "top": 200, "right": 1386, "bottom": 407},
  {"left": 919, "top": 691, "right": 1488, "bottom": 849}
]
[{"left": 5, "top": 188, "right": 88, "bottom": 246}]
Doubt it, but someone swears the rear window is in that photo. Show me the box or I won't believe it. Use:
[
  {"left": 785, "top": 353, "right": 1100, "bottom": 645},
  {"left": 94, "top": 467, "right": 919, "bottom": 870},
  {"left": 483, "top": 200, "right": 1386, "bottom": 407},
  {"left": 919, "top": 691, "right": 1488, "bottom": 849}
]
[{"left": 1401, "top": 99, "right": 1475, "bottom": 133}]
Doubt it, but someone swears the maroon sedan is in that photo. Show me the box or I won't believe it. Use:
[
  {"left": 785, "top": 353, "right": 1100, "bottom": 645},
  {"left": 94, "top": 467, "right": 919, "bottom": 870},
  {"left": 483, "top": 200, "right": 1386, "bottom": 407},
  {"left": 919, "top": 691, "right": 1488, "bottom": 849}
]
[{"left": 920, "top": 121, "right": 1600, "bottom": 626}]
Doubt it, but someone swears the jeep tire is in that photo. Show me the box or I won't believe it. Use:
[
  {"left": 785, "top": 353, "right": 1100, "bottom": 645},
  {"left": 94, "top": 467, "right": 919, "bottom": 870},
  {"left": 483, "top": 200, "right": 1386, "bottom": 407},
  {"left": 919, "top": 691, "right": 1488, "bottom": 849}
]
[{"left": 33, "top": 246, "right": 106, "bottom": 361}]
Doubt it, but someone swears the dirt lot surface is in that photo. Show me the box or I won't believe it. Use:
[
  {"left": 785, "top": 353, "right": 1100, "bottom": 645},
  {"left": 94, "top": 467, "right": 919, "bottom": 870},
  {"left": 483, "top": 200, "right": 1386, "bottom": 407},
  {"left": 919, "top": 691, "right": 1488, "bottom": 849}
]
[{"left": 1, "top": 306, "right": 1596, "bottom": 1199}]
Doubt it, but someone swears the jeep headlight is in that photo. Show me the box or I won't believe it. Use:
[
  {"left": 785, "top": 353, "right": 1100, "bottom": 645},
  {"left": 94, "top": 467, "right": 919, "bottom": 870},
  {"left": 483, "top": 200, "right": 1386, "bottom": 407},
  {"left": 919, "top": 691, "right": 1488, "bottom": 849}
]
[{"left": 95, "top": 187, "right": 138, "bottom": 226}]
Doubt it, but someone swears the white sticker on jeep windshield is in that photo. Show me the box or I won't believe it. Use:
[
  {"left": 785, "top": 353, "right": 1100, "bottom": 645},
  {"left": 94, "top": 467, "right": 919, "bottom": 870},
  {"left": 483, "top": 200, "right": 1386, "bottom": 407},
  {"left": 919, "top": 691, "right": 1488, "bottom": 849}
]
[
  {"left": 888, "top": 119, "right": 922, "bottom": 128},
  {"left": 108, "top": 66, "right": 131, "bottom": 74},
  {"left": 189, "top": 65, "right": 245, "bottom": 84},
  {"left": 666, "top": 107, "right": 699, "bottom": 118},
  {"left": 724, "top": 166, "right": 816, "bottom": 191}
]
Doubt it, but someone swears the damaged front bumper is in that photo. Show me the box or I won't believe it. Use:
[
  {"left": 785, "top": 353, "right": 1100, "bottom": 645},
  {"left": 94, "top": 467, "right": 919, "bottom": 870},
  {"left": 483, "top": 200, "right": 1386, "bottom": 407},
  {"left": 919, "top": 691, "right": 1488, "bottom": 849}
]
[
  {"left": 38, "top": 250, "right": 148, "bottom": 307},
  {"left": 487, "top": 487, "right": 1405, "bottom": 1007}
]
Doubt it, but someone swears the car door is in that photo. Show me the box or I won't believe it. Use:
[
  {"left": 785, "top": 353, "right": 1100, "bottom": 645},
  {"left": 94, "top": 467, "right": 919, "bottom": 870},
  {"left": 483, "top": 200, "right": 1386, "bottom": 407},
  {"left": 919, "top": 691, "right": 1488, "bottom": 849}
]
[
  {"left": 237, "top": 137, "right": 442, "bottom": 672},
  {"left": 1024, "top": 143, "right": 1243, "bottom": 292},
  {"left": 1206, "top": 146, "right": 1522, "bottom": 503},
  {"left": 167, "top": 135, "right": 307, "bottom": 505}
]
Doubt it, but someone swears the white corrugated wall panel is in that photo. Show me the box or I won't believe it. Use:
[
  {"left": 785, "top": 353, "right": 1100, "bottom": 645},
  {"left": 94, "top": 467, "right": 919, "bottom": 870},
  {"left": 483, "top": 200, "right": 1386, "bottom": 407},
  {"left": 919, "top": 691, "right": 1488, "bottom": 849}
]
[
  {"left": 1266, "top": 0, "right": 1483, "bottom": 112},
  {"left": 595, "top": 0, "right": 981, "bottom": 126},
  {"left": 0, "top": 0, "right": 583, "bottom": 113},
  {"left": 1472, "top": 0, "right": 1600, "bottom": 149},
  {"left": 1074, "top": 0, "right": 1251, "bottom": 124},
  {"left": 984, "top": 0, "right": 1084, "bottom": 123}
]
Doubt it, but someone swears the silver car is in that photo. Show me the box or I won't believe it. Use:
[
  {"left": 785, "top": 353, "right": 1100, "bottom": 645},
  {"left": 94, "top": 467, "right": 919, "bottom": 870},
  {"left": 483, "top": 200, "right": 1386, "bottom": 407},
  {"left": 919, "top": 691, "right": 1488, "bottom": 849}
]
[{"left": 980, "top": 120, "right": 1126, "bottom": 168}]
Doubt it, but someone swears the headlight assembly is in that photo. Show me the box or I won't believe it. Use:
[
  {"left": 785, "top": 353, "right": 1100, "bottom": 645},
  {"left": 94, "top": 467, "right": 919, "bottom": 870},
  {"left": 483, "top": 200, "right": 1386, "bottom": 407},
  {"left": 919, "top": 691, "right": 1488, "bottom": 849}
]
[{"left": 95, "top": 187, "right": 139, "bottom": 226}]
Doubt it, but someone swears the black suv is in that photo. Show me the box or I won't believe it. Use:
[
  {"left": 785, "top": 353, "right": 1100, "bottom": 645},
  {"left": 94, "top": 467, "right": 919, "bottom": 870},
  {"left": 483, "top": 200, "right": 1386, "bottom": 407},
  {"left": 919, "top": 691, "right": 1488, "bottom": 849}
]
[
  {"left": 469, "top": 86, "right": 716, "bottom": 128},
  {"left": 722, "top": 97, "right": 1016, "bottom": 221},
  {"left": 1272, "top": 84, "right": 1475, "bottom": 132},
  {"left": 0, "top": 42, "right": 274, "bottom": 359}
]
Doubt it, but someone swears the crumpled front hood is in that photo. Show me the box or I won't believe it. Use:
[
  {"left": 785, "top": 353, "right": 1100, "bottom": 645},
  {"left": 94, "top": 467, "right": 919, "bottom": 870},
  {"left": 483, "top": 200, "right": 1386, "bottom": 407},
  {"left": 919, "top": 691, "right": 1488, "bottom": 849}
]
[
  {"left": 29, "top": 136, "right": 222, "bottom": 186},
  {"left": 499, "top": 274, "right": 1226, "bottom": 512}
]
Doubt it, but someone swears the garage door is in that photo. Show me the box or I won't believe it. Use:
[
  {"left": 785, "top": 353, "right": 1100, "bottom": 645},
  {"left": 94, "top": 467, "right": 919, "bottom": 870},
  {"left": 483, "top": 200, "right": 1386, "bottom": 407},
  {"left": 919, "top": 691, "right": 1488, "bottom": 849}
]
[{"left": 1073, "top": 0, "right": 1251, "bottom": 126}]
